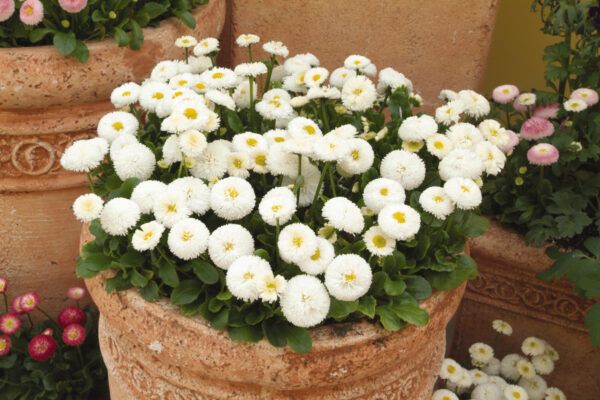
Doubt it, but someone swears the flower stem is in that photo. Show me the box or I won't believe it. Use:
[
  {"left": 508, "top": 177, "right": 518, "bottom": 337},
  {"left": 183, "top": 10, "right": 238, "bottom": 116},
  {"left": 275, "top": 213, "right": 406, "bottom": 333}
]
[
  {"left": 36, "top": 306, "right": 61, "bottom": 331},
  {"left": 294, "top": 154, "right": 303, "bottom": 203},
  {"left": 320, "top": 100, "right": 330, "bottom": 131},
  {"left": 328, "top": 164, "right": 337, "bottom": 197},
  {"left": 86, "top": 173, "right": 96, "bottom": 194},
  {"left": 504, "top": 104, "right": 512, "bottom": 131},
  {"left": 263, "top": 56, "right": 275, "bottom": 93},
  {"left": 27, "top": 313, "right": 34, "bottom": 328},
  {"left": 310, "top": 161, "right": 329, "bottom": 217},
  {"left": 248, "top": 77, "right": 255, "bottom": 130},
  {"left": 184, "top": 48, "right": 189, "bottom": 63},
  {"left": 248, "top": 45, "right": 253, "bottom": 62}
]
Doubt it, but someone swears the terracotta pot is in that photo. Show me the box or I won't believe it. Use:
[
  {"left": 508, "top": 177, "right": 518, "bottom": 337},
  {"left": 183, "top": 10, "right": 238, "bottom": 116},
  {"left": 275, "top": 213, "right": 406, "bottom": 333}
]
[
  {"left": 451, "top": 221, "right": 600, "bottom": 399},
  {"left": 0, "top": 0, "right": 226, "bottom": 320},
  {"left": 220, "top": 0, "right": 500, "bottom": 107},
  {"left": 80, "top": 229, "right": 466, "bottom": 399}
]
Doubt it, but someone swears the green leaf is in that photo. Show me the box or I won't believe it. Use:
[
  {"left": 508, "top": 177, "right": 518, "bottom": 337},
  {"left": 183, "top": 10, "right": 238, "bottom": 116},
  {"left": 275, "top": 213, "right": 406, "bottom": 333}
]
[
  {"left": 53, "top": 32, "right": 77, "bottom": 55},
  {"left": 170, "top": 279, "right": 203, "bottom": 305},
  {"left": 191, "top": 260, "right": 220, "bottom": 284},
  {"left": 584, "top": 237, "right": 600, "bottom": 258},
  {"left": 425, "top": 255, "right": 478, "bottom": 290},
  {"left": 254, "top": 248, "right": 271, "bottom": 261},
  {"left": 105, "top": 272, "right": 132, "bottom": 292},
  {"left": 159, "top": 259, "right": 180, "bottom": 287},
  {"left": 392, "top": 303, "right": 429, "bottom": 326},
  {"left": 29, "top": 28, "right": 54, "bottom": 43},
  {"left": 263, "top": 319, "right": 287, "bottom": 347},
  {"left": 285, "top": 326, "right": 312, "bottom": 353},
  {"left": 130, "top": 269, "right": 149, "bottom": 287},
  {"left": 76, "top": 253, "right": 112, "bottom": 278},
  {"left": 0, "top": 353, "right": 17, "bottom": 369},
  {"left": 460, "top": 213, "right": 490, "bottom": 238},
  {"left": 228, "top": 325, "right": 263, "bottom": 343},
  {"left": 376, "top": 305, "right": 405, "bottom": 331},
  {"left": 113, "top": 27, "right": 129, "bottom": 47},
  {"left": 226, "top": 111, "right": 244, "bottom": 133},
  {"left": 405, "top": 276, "right": 432, "bottom": 301},
  {"left": 128, "top": 20, "right": 144, "bottom": 50},
  {"left": 174, "top": 10, "right": 196, "bottom": 29},
  {"left": 210, "top": 308, "right": 229, "bottom": 330},
  {"left": 119, "top": 250, "right": 145, "bottom": 268},
  {"left": 357, "top": 295, "right": 376, "bottom": 318},
  {"left": 73, "top": 41, "right": 90, "bottom": 63},
  {"left": 140, "top": 281, "right": 159, "bottom": 301},
  {"left": 585, "top": 302, "right": 600, "bottom": 346},
  {"left": 328, "top": 298, "right": 358, "bottom": 319},
  {"left": 384, "top": 277, "right": 406, "bottom": 296}
]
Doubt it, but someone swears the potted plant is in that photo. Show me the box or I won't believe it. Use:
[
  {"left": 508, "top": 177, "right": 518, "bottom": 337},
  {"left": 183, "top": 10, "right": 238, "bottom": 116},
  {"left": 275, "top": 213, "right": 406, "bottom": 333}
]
[
  {"left": 66, "top": 33, "right": 510, "bottom": 398},
  {"left": 451, "top": 1, "right": 600, "bottom": 397},
  {"left": 0, "top": 0, "right": 226, "bottom": 320}
]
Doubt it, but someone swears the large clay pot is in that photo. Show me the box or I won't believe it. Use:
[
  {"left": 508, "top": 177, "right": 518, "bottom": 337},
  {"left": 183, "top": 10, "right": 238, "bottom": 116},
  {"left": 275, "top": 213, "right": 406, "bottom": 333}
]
[
  {"left": 452, "top": 221, "right": 600, "bottom": 399},
  {"left": 0, "top": 0, "right": 226, "bottom": 319},
  {"left": 220, "top": 0, "right": 500, "bottom": 106},
  {"left": 81, "top": 230, "right": 466, "bottom": 399}
]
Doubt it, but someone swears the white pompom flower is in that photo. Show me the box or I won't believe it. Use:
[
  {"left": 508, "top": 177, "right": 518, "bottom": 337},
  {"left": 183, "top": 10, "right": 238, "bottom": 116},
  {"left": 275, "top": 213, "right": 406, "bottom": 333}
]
[
  {"left": 208, "top": 224, "right": 255, "bottom": 270},
  {"left": 130, "top": 180, "right": 168, "bottom": 214},
  {"left": 191, "top": 140, "right": 230, "bottom": 181},
  {"left": 426, "top": 134, "right": 454, "bottom": 159},
  {"left": 200, "top": 67, "right": 237, "bottom": 89},
  {"left": 179, "top": 129, "right": 207, "bottom": 158},
  {"left": 469, "top": 342, "right": 495, "bottom": 364},
  {"left": 167, "top": 218, "right": 210, "bottom": 260},
  {"left": 419, "top": 186, "right": 455, "bottom": 220},
  {"left": 236, "top": 33, "right": 260, "bottom": 47},
  {"left": 193, "top": 37, "right": 219, "bottom": 56},
  {"left": 322, "top": 197, "right": 364, "bottom": 234},
  {"left": 516, "top": 359, "right": 537, "bottom": 380},
  {"left": 232, "top": 80, "right": 257, "bottom": 109},
  {"left": 443, "top": 178, "right": 482, "bottom": 210},
  {"left": 380, "top": 150, "right": 426, "bottom": 190},
  {"left": 60, "top": 138, "right": 108, "bottom": 173},
  {"left": 232, "top": 132, "right": 268, "bottom": 153},
  {"left": 344, "top": 54, "right": 372, "bottom": 70},
  {"left": 257, "top": 273, "right": 287, "bottom": 303},
  {"left": 363, "top": 178, "right": 406, "bottom": 214},
  {"left": 304, "top": 67, "right": 329, "bottom": 87},
  {"left": 446, "top": 122, "right": 484, "bottom": 149},
  {"left": 139, "top": 81, "right": 171, "bottom": 112},
  {"left": 474, "top": 141, "right": 506, "bottom": 176},
  {"left": 258, "top": 187, "right": 297, "bottom": 226},
  {"left": 438, "top": 148, "right": 484, "bottom": 181},
  {"left": 161, "top": 135, "right": 183, "bottom": 166},
  {"left": 378, "top": 67, "right": 413, "bottom": 92},
  {"left": 280, "top": 275, "right": 330, "bottom": 328},
  {"left": 471, "top": 383, "right": 501, "bottom": 400},
  {"left": 226, "top": 255, "right": 272, "bottom": 302},
  {"left": 100, "top": 198, "right": 141, "bottom": 236},
  {"left": 262, "top": 40, "right": 289, "bottom": 57},
  {"left": 110, "top": 133, "right": 138, "bottom": 161},
  {"left": 492, "top": 319, "right": 513, "bottom": 336},
  {"left": 206, "top": 89, "right": 237, "bottom": 111},
  {"left": 363, "top": 225, "right": 396, "bottom": 257},
  {"left": 500, "top": 354, "right": 525, "bottom": 381},
  {"left": 169, "top": 177, "right": 211, "bottom": 215},
  {"left": 297, "top": 237, "right": 335, "bottom": 275},
  {"left": 519, "top": 376, "right": 547, "bottom": 400},
  {"left": 210, "top": 177, "right": 256, "bottom": 221},
  {"left": 266, "top": 144, "right": 300, "bottom": 176},
  {"left": 227, "top": 151, "right": 253, "bottom": 178},
  {"left": 112, "top": 142, "right": 156, "bottom": 181},
  {"left": 440, "top": 358, "right": 463, "bottom": 383},
  {"left": 97, "top": 111, "right": 139, "bottom": 143},
  {"left": 378, "top": 203, "right": 421, "bottom": 241},
  {"left": 435, "top": 99, "right": 464, "bottom": 126},
  {"left": 545, "top": 387, "right": 566, "bottom": 400},
  {"left": 153, "top": 189, "right": 191, "bottom": 228},
  {"left": 458, "top": 89, "right": 490, "bottom": 119},
  {"left": 110, "top": 82, "right": 140, "bottom": 108},
  {"left": 278, "top": 223, "right": 318, "bottom": 265},
  {"left": 479, "top": 119, "right": 509, "bottom": 148},
  {"left": 72, "top": 193, "right": 104, "bottom": 222},
  {"left": 329, "top": 67, "right": 356, "bottom": 88},
  {"left": 397, "top": 115, "right": 438, "bottom": 142},
  {"left": 432, "top": 389, "right": 458, "bottom": 400},
  {"left": 263, "top": 129, "right": 289, "bottom": 146},
  {"left": 338, "top": 138, "right": 374, "bottom": 175},
  {"left": 504, "top": 385, "right": 529, "bottom": 400},
  {"left": 132, "top": 221, "right": 165, "bottom": 251},
  {"left": 469, "top": 369, "right": 489, "bottom": 385},
  {"left": 234, "top": 62, "right": 268, "bottom": 77},
  {"left": 522, "top": 337, "right": 546, "bottom": 356},
  {"left": 531, "top": 355, "right": 554, "bottom": 375},
  {"left": 341, "top": 75, "right": 377, "bottom": 112},
  {"left": 313, "top": 132, "right": 350, "bottom": 162}
]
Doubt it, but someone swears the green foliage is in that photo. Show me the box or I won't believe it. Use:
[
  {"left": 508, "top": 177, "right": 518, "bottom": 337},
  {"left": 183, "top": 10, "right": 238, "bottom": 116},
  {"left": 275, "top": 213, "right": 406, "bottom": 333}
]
[{"left": 0, "top": 0, "right": 208, "bottom": 62}]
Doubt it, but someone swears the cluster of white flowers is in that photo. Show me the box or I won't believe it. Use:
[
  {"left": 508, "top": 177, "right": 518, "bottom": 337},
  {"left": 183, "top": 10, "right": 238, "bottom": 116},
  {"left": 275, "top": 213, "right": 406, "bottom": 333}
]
[
  {"left": 64, "top": 34, "right": 508, "bottom": 332},
  {"left": 434, "top": 320, "right": 566, "bottom": 400}
]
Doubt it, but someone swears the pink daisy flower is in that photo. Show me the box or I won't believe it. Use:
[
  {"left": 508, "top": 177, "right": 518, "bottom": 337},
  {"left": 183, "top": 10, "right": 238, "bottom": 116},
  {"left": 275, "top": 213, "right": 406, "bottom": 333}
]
[
  {"left": 19, "top": 0, "right": 43, "bottom": 25},
  {"left": 520, "top": 117, "right": 555, "bottom": 141},
  {"left": 58, "top": 0, "right": 87, "bottom": 14},
  {"left": 0, "top": 334, "right": 11, "bottom": 356},
  {"left": 492, "top": 84, "right": 519, "bottom": 104},
  {"left": 500, "top": 130, "right": 520, "bottom": 153},
  {"left": 10, "top": 296, "right": 24, "bottom": 315},
  {"left": 0, "top": 0, "right": 14, "bottom": 23},
  {"left": 527, "top": 143, "right": 559, "bottom": 166},
  {"left": 533, "top": 103, "right": 559, "bottom": 119},
  {"left": 0, "top": 276, "right": 7, "bottom": 294},
  {"left": 58, "top": 307, "right": 86, "bottom": 329},
  {"left": 0, "top": 313, "right": 21, "bottom": 335},
  {"left": 62, "top": 323, "right": 86, "bottom": 347},
  {"left": 28, "top": 334, "right": 57, "bottom": 361},
  {"left": 513, "top": 92, "right": 536, "bottom": 112},
  {"left": 19, "top": 292, "right": 40, "bottom": 312},
  {"left": 570, "top": 88, "right": 599, "bottom": 106},
  {"left": 66, "top": 287, "right": 86, "bottom": 301}
]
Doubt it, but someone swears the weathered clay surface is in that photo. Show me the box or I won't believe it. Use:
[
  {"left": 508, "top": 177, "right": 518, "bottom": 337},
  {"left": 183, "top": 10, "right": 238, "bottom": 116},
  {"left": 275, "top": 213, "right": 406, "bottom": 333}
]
[
  {"left": 0, "top": 2, "right": 226, "bottom": 320},
  {"left": 452, "top": 221, "right": 600, "bottom": 399},
  {"left": 220, "top": 0, "right": 500, "bottom": 107},
  {"left": 82, "top": 225, "right": 466, "bottom": 399}
]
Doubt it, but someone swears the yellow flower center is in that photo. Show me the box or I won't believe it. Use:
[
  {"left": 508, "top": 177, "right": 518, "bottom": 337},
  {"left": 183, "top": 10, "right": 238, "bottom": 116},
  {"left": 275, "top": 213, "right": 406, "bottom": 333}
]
[
  {"left": 513, "top": 391, "right": 521, "bottom": 399},
  {"left": 379, "top": 187, "right": 389, "bottom": 196},
  {"left": 122, "top": 91, "right": 131, "bottom": 97},
  {"left": 372, "top": 235, "right": 387, "bottom": 248},
  {"left": 82, "top": 200, "right": 94, "bottom": 211},
  {"left": 183, "top": 108, "right": 198, "bottom": 119},
  {"left": 344, "top": 271, "right": 357, "bottom": 282},
  {"left": 271, "top": 204, "right": 282, "bottom": 212},
  {"left": 196, "top": 83, "right": 206, "bottom": 90},
  {"left": 502, "top": 88, "right": 510, "bottom": 94},
  {"left": 304, "top": 125, "right": 316, "bottom": 135},
  {"left": 212, "top": 72, "right": 224, "bottom": 79},
  {"left": 353, "top": 60, "right": 361, "bottom": 65},
  {"left": 152, "top": 92, "right": 164, "bottom": 99},
  {"left": 265, "top": 280, "right": 277, "bottom": 290},
  {"left": 255, "top": 154, "right": 266, "bottom": 166},
  {"left": 224, "top": 242, "right": 234, "bottom": 251},
  {"left": 233, "top": 158, "right": 242, "bottom": 169},
  {"left": 246, "top": 138, "right": 258, "bottom": 147},
  {"left": 68, "top": 330, "right": 79, "bottom": 340},
  {"left": 351, "top": 149, "right": 360, "bottom": 160},
  {"left": 269, "top": 99, "right": 282, "bottom": 108},
  {"left": 433, "top": 195, "right": 444, "bottom": 203},
  {"left": 178, "top": 80, "right": 188, "bottom": 86},
  {"left": 173, "top": 91, "right": 183, "bottom": 98},
  {"left": 447, "top": 365, "right": 456, "bottom": 374},
  {"left": 274, "top": 136, "right": 285, "bottom": 143},
  {"left": 166, "top": 203, "right": 177, "bottom": 214},
  {"left": 0, "top": 341, "right": 5, "bottom": 351},
  {"left": 24, "top": 5, "right": 33, "bottom": 15},
  {"left": 143, "top": 231, "right": 154, "bottom": 241},
  {"left": 352, "top": 88, "right": 363, "bottom": 95},
  {"left": 181, "top": 231, "right": 193, "bottom": 241},
  {"left": 292, "top": 236, "right": 303, "bottom": 247},
  {"left": 393, "top": 211, "right": 406, "bottom": 224},
  {"left": 434, "top": 141, "right": 444, "bottom": 150},
  {"left": 112, "top": 121, "right": 124, "bottom": 131},
  {"left": 310, "top": 248, "right": 321, "bottom": 261},
  {"left": 460, "top": 185, "right": 470, "bottom": 193},
  {"left": 226, "top": 187, "right": 239, "bottom": 199},
  {"left": 312, "top": 74, "right": 321, "bottom": 81},
  {"left": 243, "top": 272, "right": 254, "bottom": 280}
]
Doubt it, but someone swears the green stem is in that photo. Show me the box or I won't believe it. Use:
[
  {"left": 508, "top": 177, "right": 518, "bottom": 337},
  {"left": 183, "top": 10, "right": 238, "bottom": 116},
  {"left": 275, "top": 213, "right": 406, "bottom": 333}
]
[
  {"left": 294, "top": 154, "right": 303, "bottom": 203},
  {"left": 27, "top": 313, "right": 34, "bottom": 329},
  {"left": 184, "top": 48, "right": 189, "bottom": 63},
  {"left": 248, "top": 76, "right": 255, "bottom": 130},
  {"left": 320, "top": 100, "right": 330, "bottom": 131},
  {"left": 310, "top": 161, "right": 329, "bottom": 217},
  {"left": 263, "top": 57, "right": 275, "bottom": 93},
  {"left": 248, "top": 46, "right": 253, "bottom": 62},
  {"left": 86, "top": 173, "right": 96, "bottom": 194},
  {"left": 328, "top": 164, "right": 337, "bottom": 197},
  {"left": 36, "top": 306, "right": 61, "bottom": 331},
  {"left": 557, "top": 29, "right": 572, "bottom": 104}
]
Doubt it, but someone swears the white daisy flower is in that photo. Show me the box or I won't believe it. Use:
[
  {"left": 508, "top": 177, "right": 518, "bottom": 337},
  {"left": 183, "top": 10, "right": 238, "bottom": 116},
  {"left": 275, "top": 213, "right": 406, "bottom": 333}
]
[
  {"left": 236, "top": 33, "right": 260, "bottom": 47},
  {"left": 488, "top": 375, "right": 508, "bottom": 389},
  {"left": 193, "top": 37, "right": 219, "bottom": 55},
  {"left": 282, "top": 73, "right": 308, "bottom": 93},
  {"left": 531, "top": 355, "right": 554, "bottom": 375},
  {"left": 297, "top": 237, "right": 335, "bottom": 275},
  {"left": 517, "top": 92, "right": 537, "bottom": 106},
  {"left": 479, "top": 119, "right": 509, "bottom": 148},
  {"left": 169, "top": 177, "right": 210, "bottom": 215},
  {"left": 227, "top": 151, "right": 253, "bottom": 178},
  {"left": 280, "top": 275, "right": 330, "bottom": 328},
  {"left": 471, "top": 383, "right": 501, "bottom": 400},
  {"left": 232, "top": 80, "right": 257, "bottom": 109},
  {"left": 161, "top": 134, "right": 183, "bottom": 166},
  {"left": 270, "top": 65, "right": 287, "bottom": 83},
  {"left": 191, "top": 140, "right": 231, "bottom": 181},
  {"left": 325, "top": 254, "right": 372, "bottom": 301},
  {"left": 439, "top": 89, "right": 459, "bottom": 102},
  {"left": 469, "top": 342, "right": 495, "bottom": 364},
  {"left": 188, "top": 55, "right": 212, "bottom": 74},
  {"left": 210, "top": 177, "right": 256, "bottom": 221},
  {"left": 435, "top": 100, "right": 464, "bottom": 125},
  {"left": 397, "top": 115, "right": 438, "bottom": 142},
  {"left": 226, "top": 255, "right": 271, "bottom": 302},
  {"left": 150, "top": 60, "right": 181, "bottom": 82},
  {"left": 419, "top": 186, "right": 454, "bottom": 220},
  {"left": 563, "top": 98, "right": 587, "bottom": 112},
  {"left": 329, "top": 67, "right": 356, "bottom": 89},
  {"left": 266, "top": 144, "right": 299, "bottom": 176},
  {"left": 263, "top": 129, "right": 289, "bottom": 146},
  {"left": 110, "top": 82, "right": 140, "bottom": 108},
  {"left": 457, "top": 89, "right": 490, "bottom": 118},
  {"left": 522, "top": 337, "right": 546, "bottom": 357},
  {"left": 543, "top": 344, "right": 559, "bottom": 362},
  {"left": 303, "top": 67, "right": 329, "bottom": 87},
  {"left": 178, "top": 129, "right": 207, "bottom": 158},
  {"left": 61, "top": 138, "right": 108, "bottom": 173},
  {"left": 283, "top": 53, "right": 319, "bottom": 75},
  {"left": 251, "top": 149, "right": 269, "bottom": 174},
  {"left": 443, "top": 178, "right": 482, "bottom": 210},
  {"left": 378, "top": 203, "right": 421, "bottom": 240},
  {"left": 363, "top": 225, "right": 396, "bottom": 257},
  {"left": 258, "top": 187, "right": 297, "bottom": 226},
  {"left": 288, "top": 116, "right": 322, "bottom": 140},
  {"left": 262, "top": 40, "right": 289, "bottom": 57},
  {"left": 380, "top": 149, "right": 426, "bottom": 190},
  {"left": 72, "top": 193, "right": 103, "bottom": 222},
  {"left": 100, "top": 198, "right": 140, "bottom": 236},
  {"left": 438, "top": 148, "right": 484, "bottom": 181},
  {"left": 167, "top": 218, "right": 210, "bottom": 260},
  {"left": 169, "top": 73, "right": 199, "bottom": 90},
  {"left": 447, "top": 122, "right": 484, "bottom": 149},
  {"left": 281, "top": 162, "right": 322, "bottom": 207},
  {"left": 97, "top": 111, "right": 139, "bottom": 143},
  {"left": 362, "top": 178, "right": 406, "bottom": 214},
  {"left": 200, "top": 67, "right": 237, "bottom": 89},
  {"left": 206, "top": 89, "right": 236, "bottom": 111},
  {"left": 277, "top": 223, "right": 318, "bottom": 265},
  {"left": 517, "top": 359, "right": 537, "bottom": 380},
  {"left": 131, "top": 221, "right": 165, "bottom": 252},
  {"left": 139, "top": 81, "right": 171, "bottom": 112},
  {"left": 504, "top": 385, "right": 529, "bottom": 400},
  {"left": 322, "top": 197, "right": 364, "bottom": 234},
  {"left": 234, "top": 62, "right": 268, "bottom": 77},
  {"left": 153, "top": 189, "right": 191, "bottom": 228},
  {"left": 313, "top": 132, "right": 350, "bottom": 162},
  {"left": 232, "top": 132, "right": 268, "bottom": 154},
  {"left": 432, "top": 389, "right": 458, "bottom": 400},
  {"left": 257, "top": 273, "right": 287, "bottom": 303},
  {"left": 440, "top": 358, "right": 463, "bottom": 383},
  {"left": 360, "top": 62, "right": 377, "bottom": 77},
  {"left": 175, "top": 35, "right": 197, "bottom": 48},
  {"left": 492, "top": 319, "right": 513, "bottom": 336},
  {"left": 130, "top": 180, "right": 168, "bottom": 213},
  {"left": 377, "top": 67, "right": 413, "bottom": 92},
  {"left": 344, "top": 54, "right": 371, "bottom": 70},
  {"left": 208, "top": 224, "right": 254, "bottom": 270},
  {"left": 307, "top": 85, "right": 341, "bottom": 100},
  {"left": 169, "top": 100, "right": 211, "bottom": 132},
  {"left": 401, "top": 140, "right": 424, "bottom": 153},
  {"left": 426, "top": 134, "right": 454, "bottom": 159},
  {"left": 456, "top": 369, "right": 473, "bottom": 388},
  {"left": 500, "top": 354, "right": 525, "bottom": 381},
  {"left": 341, "top": 75, "right": 377, "bottom": 111},
  {"left": 256, "top": 97, "right": 294, "bottom": 120},
  {"left": 474, "top": 141, "right": 506, "bottom": 176},
  {"left": 545, "top": 387, "right": 566, "bottom": 400},
  {"left": 112, "top": 142, "right": 156, "bottom": 181},
  {"left": 338, "top": 138, "right": 375, "bottom": 175},
  {"left": 469, "top": 369, "right": 489, "bottom": 385},
  {"left": 482, "top": 358, "right": 501, "bottom": 376}
]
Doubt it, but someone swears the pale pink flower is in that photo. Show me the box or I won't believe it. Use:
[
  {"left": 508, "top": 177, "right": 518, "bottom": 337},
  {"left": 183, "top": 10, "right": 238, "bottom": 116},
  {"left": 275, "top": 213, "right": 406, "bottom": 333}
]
[
  {"left": 500, "top": 130, "right": 520, "bottom": 153},
  {"left": 533, "top": 103, "right": 559, "bottom": 119},
  {"left": 58, "top": 0, "right": 87, "bottom": 13},
  {"left": 0, "top": 0, "right": 15, "bottom": 22},
  {"left": 570, "top": 88, "right": 599, "bottom": 106},
  {"left": 520, "top": 117, "right": 554, "bottom": 141},
  {"left": 527, "top": 143, "right": 559, "bottom": 166},
  {"left": 513, "top": 92, "right": 536, "bottom": 112},
  {"left": 19, "top": 0, "right": 43, "bottom": 25},
  {"left": 492, "top": 84, "right": 519, "bottom": 104},
  {"left": 66, "top": 287, "right": 86, "bottom": 300}
]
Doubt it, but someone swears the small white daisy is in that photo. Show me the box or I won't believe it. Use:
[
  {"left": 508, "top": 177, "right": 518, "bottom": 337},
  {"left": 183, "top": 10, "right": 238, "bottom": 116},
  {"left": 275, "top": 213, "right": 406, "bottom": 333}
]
[
  {"left": 257, "top": 273, "right": 287, "bottom": 303},
  {"left": 236, "top": 33, "right": 260, "bottom": 47},
  {"left": 110, "top": 82, "right": 140, "bottom": 109},
  {"left": 168, "top": 218, "right": 210, "bottom": 260},
  {"left": 426, "top": 134, "right": 454, "bottom": 159},
  {"left": 322, "top": 197, "right": 365, "bottom": 234},
  {"left": 522, "top": 337, "right": 546, "bottom": 357},
  {"left": 419, "top": 186, "right": 455, "bottom": 220},
  {"left": 258, "top": 187, "right": 297, "bottom": 226},
  {"left": 397, "top": 115, "right": 438, "bottom": 142},
  {"left": 210, "top": 177, "right": 256, "bottom": 221},
  {"left": 262, "top": 40, "right": 289, "bottom": 57},
  {"left": 130, "top": 180, "right": 168, "bottom": 214},
  {"left": 208, "top": 224, "right": 254, "bottom": 270},
  {"left": 563, "top": 98, "right": 587, "bottom": 112},
  {"left": 175, "top": 35, "right": 198, "bottom": 48},
  {"left": 338, "top": 138, "right": 375, "bottom": 175},
  {"left": 438, "top": 148, "right": 484, "bottom": 181},
  {"left": 504, "top": 385, "right": 529, "bottom": 400},
  {"left": 443, "top": 178, "right": 482, "bottom": 210},
  {"left": 100, "top": 198, "right": 140, "bottom": 236},
  {"left": 363, "top": 225, "right": 396, "bottom": 257},
  {"left": 380, "top": 149, "right": 426, "bottom": 190},
  {"left": 440, "top": 358, "right": 463, "bottom": 383},
  {"left": 179, "top": 129, "right": 208, "bottom": 158},
  {"left": 193, "top": 37, "right": 219, "bottom": 55},
  {"left": 341, "top": 75, "right": 377, "bottom": 112},
  {"left": 469, "top": 342, "right": 495, "bottom": 364},
  {"left": 278, "top": 223, "right": 318, "bottom": 265},
  {"left": 378, "top": 203, "right": 421, "bottom": 241},
  {"left": 60, "top": 138, "right": 109, "bottom": 173},
  {"left": 492, "top": 319, "right": 513, "bottom": 336},
  {"left": 132, "top": 221, "right": 165, "bottom": 251},
  {"left": 363, "top": 178, "right": 406, "bottom": 214},
  {"left": 112, "top": 142, "right": 156, "bottom": 181},
  {"left": 226, "top": 255, "right": 272, "bottom": 302},
  {"left": 297, "top": 237, "right": 335, "bottom": 275},
  {"left": 280, "top": 275, "right": 330, "bottom": 328},
  {"left": 329, "top": 67, "right": 356, "bottom": 89},
  {"left": 153, "top": 189, "right": 191, "bottom": 228},
  {"left": 97, "top": 111, "right": 139, "bottom": 143},
  {"left": 72, "top": 193, "right": 104, "bottom": 223},
  {"left": 169, "top": 177, "right": 211, "bottom": 216}
]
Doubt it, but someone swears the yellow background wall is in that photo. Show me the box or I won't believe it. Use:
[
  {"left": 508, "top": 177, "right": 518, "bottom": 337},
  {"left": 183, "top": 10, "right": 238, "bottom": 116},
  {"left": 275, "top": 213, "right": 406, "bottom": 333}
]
[{"left": 482, "top": 0, "right": 557, "bottom": 93}]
